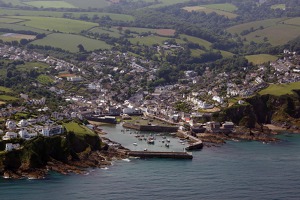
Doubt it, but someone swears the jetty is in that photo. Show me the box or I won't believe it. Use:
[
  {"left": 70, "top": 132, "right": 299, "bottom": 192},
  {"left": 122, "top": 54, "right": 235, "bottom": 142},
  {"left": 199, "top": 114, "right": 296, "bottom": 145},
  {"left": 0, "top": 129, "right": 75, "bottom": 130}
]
[
  {"left": 127, "top": 151, "right": 193, "bottom": 159},
  {"left": 178, "top": 130, "right": 204, "bottom": 150}
]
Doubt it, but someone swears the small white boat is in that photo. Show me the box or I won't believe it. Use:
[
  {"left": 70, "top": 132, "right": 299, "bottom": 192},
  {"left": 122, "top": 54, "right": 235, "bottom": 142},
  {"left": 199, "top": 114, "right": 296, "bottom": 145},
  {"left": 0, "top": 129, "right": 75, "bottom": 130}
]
[
  {"left": 133, "top": 142, "right": 138, "bottom": 146},
  {"left": 165, "top": 143, "right": 170, "bottom": 148},
  {"left": 166, "top": 139, "right": 170, "bottom": 143}
]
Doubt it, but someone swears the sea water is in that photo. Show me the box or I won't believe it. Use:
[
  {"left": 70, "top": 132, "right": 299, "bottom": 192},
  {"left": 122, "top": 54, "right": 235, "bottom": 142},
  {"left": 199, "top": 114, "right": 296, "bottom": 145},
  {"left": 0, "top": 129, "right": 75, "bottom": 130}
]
[{"left": 1, "top": 127, "right": 300, "bottom": 200}]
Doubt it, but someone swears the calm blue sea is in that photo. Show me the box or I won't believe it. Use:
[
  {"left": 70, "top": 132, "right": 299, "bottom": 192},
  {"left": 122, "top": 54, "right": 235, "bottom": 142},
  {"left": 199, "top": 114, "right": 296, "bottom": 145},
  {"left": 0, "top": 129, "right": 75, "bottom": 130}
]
[{"left": 1, "top": 126, "right": 300, "bottom": 200}]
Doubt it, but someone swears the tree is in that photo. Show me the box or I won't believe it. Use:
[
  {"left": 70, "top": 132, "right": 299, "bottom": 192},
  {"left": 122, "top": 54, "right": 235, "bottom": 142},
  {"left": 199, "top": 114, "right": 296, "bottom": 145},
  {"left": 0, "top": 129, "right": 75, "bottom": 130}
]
[{"left": 77, "top": 44, "right": 85, "bottom": 52}]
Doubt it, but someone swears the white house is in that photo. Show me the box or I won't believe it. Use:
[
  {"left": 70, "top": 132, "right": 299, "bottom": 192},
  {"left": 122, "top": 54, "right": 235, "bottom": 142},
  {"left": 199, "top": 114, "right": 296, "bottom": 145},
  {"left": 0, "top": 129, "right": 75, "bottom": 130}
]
[
  {"left": 212, "top": 96, "right": 224, "bottom": 104},
  {"left": 18, "top": 129, "right": 29, "bottom": 139},
  {"left": 6, "top": 120, "right": 16, "bottom": 130},
  {"left": 18, "top": 119, "right": 28, "bottom": 127},
  {"left": 5, "top": 143, "right": 20, "bottom": 151},
  {"left": 2, "top": 132, "right": 17, "bottom": 140},
  {"left": 41, "top": 127, "right": 50, "bottom": 137}
]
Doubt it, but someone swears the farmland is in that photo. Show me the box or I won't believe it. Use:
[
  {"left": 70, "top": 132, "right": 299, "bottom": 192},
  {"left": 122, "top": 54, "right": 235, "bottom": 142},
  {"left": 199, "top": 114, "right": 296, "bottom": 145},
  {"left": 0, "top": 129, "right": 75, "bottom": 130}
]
[
  {"left": 259, "top": 82, "right": 300, "bottom": 96},
  {"left": 182, "top": 6, "right": 238, "bottom": 19},
  {"left": 24, "top": 1, "right": 77, "bottom": 8},
  {"left": 0, "top": 17, "right": 25, "bottom": 24},
  {"left": 0, "top": 8, "right": 134, "bottom": 21},
  {"left": 203, "top": 3, "right": 238, "bottom": 12},
  {"left": 89, "top": 27, "right": 122, "bottom": 38},
  {"left": 10, "top": 16, "right": 98, "bottom": 33},
  {"left": 0, "top": 22, "right": 50, "bottom": 34},
  {"left": 37, "top": 75, "right": 54, "bottom": 85},
  {"left": 16, "top": 62, "right": 49, "bottom": 73},
  {"left": 271, "top": 4, "right": 286, "bottom": 10},
  {"left": 31, "top": 33, "right": 111, "bottom": 52},
  {"left": 179, "top": 34, "right": 212, "bottom": 49},
  {"left": 64, "top": 0, "right": 110, "bottom": 9},
  {"left": 227, "top": 18, "right": 300, "bottom": 46},
  {"left": 245, "top": 54, "right": 278, "bottom": 65},
  {"left": 129, "top": 35, "right": 185, "bottom": 46},
  {"left": 145, "top": 0, "right": 190, "bottom": 8}
]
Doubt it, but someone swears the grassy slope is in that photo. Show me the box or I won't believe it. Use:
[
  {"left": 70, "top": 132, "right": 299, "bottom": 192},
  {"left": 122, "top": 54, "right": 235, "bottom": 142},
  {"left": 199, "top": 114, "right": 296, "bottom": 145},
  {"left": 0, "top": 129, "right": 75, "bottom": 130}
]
[
  {"left": 64, "top": 122, "right": 96, "bottom": 137},
  {"left": 245, "top": 54, "right": 278, "bottom": 65},
  {"left": 259, "top": 82, "right": 300, "bottom": 96},
  {"left": 182, "top": 6, "right": 237, "bottom": 19},
  {"left": 24, "top": 1, "right": 77, "bottom": 8},
  {"left": 11, "top": 16, "right": 98, "bottom": 33},
  {"left": 204, "top": 3, "right": 237, "bottom": 12},
  {"left": 31, "top": 33, "right": 111, "bottom": 52},
  {"left": 0, "top": 9, "right": 134, "bottom": 21}
]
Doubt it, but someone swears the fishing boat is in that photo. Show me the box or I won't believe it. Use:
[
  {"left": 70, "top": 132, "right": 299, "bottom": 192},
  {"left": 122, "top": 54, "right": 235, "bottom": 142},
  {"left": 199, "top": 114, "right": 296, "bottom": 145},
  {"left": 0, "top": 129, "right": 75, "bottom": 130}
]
[
  {"left": 165, "top": 143, "right": 169, "bottom": 148},
  {"left": 147, "top": 139, "right": 155, "bottom": 144}
]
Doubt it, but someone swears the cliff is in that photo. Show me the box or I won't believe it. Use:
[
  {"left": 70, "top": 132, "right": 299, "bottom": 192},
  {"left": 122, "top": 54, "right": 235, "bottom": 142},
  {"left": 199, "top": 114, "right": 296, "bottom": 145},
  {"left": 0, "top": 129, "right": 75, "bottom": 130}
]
[
  {"left": 217, "top": 92, "right": 300, "bottom": 130},
  {"left": 0, "top": 131, "right": 105, "bottom": 179}
]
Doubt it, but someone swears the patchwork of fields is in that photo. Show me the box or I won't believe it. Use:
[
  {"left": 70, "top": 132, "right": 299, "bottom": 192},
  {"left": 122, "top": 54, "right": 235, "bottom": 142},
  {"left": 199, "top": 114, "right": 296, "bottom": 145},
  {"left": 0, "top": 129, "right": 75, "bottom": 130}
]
[
  {"left": 245, "top": 54, "right": 278, "bottom": 65},
  {"left": 227, "top": 17, "right": 300, "bottom": 46}
]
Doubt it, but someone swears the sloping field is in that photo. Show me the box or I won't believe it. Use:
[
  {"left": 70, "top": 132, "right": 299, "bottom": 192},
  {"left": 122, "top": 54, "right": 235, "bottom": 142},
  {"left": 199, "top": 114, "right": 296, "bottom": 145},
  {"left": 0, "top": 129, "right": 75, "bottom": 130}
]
[
  {"left": 129, "top": 35, "right": 184, "bottom": 46},
  {"left": 179, "top": 34, "right": 212, "bottom": 49},
  {"left": 245, "top": 24, "right": 300, "bottom": 46},
  {"left": 146, "top": 0, "right": 190, "bottom": 8},
  {"left": 89, "top": 27, "right": 122, "bottom": 38},
  {"left": 0, "top": 17, "right": 25, "bottom": 24},
  {"left": 24, "top": 1, "right": 77, "bottom": 8},
  {"left": 227, "top": 18, "right": 285, "bottom": 34},
  {"left": 123, "top": 27, "right": 175, "bottom": 36},
  {"left": 284, "top": 17, "right": 300, "bottom": 26},
  {"left": 203, "top": 3, "right": 237, "bottom": 12},
  {"left": 12, "top": 16, "right": 98, "bottom": 33},
  {"left": 259, "top": 82, "right": 300, "bottom": 96},
  {"left": 0, "top": 22, "right": 50, "bottom": 34},
  {"left": 245, "top": 54, "right": 278, "bottom": 65},
  {"left": 1, "top": 33, "right": 36, "bottom": 40},
  {"left": 31, "top": 33, "right": 111, "bottom": 52},
  {"left": 271, "top": 4, "right": 285, "bottom": 10},
  {"left": 182, "top": 6, "right": 237, "bottom": 19},
  {"left": 64, "top": 0, "right": 110, "bottom": 9},
  {"left": 0, "top": 8, "right": 134, "bottom": 21}
]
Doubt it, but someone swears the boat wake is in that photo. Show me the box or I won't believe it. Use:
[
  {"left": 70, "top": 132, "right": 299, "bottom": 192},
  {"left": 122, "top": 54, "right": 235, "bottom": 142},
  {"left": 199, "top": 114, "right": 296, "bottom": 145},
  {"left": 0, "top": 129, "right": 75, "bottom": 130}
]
[{"left": 122, "top": 158, "right": 131, "bottom": 162}]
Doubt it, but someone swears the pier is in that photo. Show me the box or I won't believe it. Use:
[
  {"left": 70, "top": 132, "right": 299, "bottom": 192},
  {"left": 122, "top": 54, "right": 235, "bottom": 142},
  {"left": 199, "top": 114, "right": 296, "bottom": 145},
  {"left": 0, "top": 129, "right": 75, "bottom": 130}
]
[
  {"left": 127, "top": 151, "right": 193, "bottom": 159},
  {"left": 178, "top": 130, "right": 204, "bottom": 150}
]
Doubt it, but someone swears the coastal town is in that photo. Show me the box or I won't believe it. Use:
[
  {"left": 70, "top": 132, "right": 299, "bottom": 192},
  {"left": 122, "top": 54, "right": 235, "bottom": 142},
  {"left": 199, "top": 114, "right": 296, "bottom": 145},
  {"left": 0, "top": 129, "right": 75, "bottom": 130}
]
[{"left": 0, "top": 44, "right": 299, "bottom": 153}]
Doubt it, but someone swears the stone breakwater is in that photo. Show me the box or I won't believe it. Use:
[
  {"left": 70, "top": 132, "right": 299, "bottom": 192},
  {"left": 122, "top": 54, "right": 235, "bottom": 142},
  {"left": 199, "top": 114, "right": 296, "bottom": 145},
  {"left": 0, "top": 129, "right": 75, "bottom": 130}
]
[{"left": 122, "top": 122, "right": 179, "bottom": 132}]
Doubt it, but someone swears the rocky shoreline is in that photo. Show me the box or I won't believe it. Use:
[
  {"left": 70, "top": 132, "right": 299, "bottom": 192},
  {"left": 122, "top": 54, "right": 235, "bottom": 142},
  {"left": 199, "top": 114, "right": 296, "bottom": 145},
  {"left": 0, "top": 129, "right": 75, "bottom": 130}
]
[{"left": 2, "top": 146, "right": 129, "bottom": 180}]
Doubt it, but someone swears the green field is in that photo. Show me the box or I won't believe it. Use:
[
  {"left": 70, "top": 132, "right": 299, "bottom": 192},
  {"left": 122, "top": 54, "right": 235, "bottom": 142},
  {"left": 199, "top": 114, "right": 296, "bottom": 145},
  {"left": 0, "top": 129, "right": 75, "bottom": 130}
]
[
  {"left": 227, "top": 18, "right": 285, "bottom": 34},
  {"left": 0, "top": 95, "right": 18, "bottom": 101},
  {"left": 16, "top": 62, "right": 49, "bottom": 72},
  {"left": 31, "top": 33, "right": 111, "bottom": 52},
  {"left": 37, "top": 75, "right": 54, "bottom": 85},
  {"left": 0, "top": 22, "right": 50, "bottom": 34},
  {"left": 259, "top": 82, "right": 300, "bottom": 96},
  {"left": 191, "top": 49, "right": 206, "bottom": 57},
  {"left": 1, "top": 0, "right": 110, "bottom": 8},
  {"left": 0, "top": 86, "right": 12, "bottom": 93},
  {"left": 245, "top": 54, "right": 278, "bottom": 65},
  {"left": 89, "top": 27, "right": 122, "bottom": 38},
  {"left": 11, "top": 16, "right": 98, "bottom": 33},
  {"left": 24, "top": 1, "right": 77, "bottom": 8},
  {"left": 0, "top": 17, "right": 25, "bottom": 24},
  {"left": 179, "top": 34, "right": 212, "bottom": 49},
  {"left": 271, "top": 4, "right": 286, "bottom": 10},
  {"left": 64, "top": 121, "right": 96, "bottom": 136},
  {"left": 204, "top": 3, "right": 238, "bottom": 12},
  {"left": 145, "top": 0, "right": 190, "bottom": 8},
  {"left": 227, "top": 18, "right": 300, "bottom": 46},
  {"left": 0, "top": 8, "right": 134, "bottom": 22},
  {"left": 220, "top": 50, "right": 234, "bottom": 58},
  {"left": 64, "top": 0, "right": 110, "bottom": 9},
  {"left": 129, "top": 35, "right": 185, "bottom": 46},
  {"left": 182, "top": 6, "right": 238, "bottom": 19},
  {"left": 244, "top": 24, "right": 300, "bottom": 45},
  {"left": 284, "top": 17, "right": 300, "bottom": 26}
]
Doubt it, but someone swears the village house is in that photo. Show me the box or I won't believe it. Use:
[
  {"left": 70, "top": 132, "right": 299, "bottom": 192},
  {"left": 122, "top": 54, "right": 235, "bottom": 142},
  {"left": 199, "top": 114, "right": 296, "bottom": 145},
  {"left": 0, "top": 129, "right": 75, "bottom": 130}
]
[
  {"left": 2, "top": 132, "right": 18, "bottom": 140},
  {"left": 5, "top": 143, "right": 20, "bottom": 151},
  {"left": 6, "top": 120, "right": 16, "bottom": 130}
]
